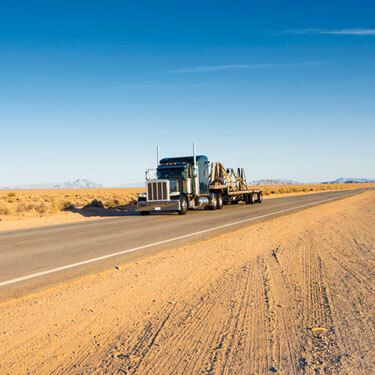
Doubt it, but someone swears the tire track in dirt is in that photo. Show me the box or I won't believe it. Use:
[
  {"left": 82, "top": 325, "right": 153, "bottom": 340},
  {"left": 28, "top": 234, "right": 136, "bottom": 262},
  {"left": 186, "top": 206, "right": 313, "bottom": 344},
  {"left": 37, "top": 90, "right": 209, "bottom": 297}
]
[
  {"left": 96, "top": 273, "right": 234, "bottom": 374},
  {"left": 300, "top": 251, "right": 342, "bottom": 374}
]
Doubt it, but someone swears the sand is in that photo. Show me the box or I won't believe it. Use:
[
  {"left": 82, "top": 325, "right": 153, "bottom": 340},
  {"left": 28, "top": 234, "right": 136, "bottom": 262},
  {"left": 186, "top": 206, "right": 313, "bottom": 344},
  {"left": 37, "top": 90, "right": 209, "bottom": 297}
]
[{"left": 0, "top": 191, "right": 374, "bottom": 374}]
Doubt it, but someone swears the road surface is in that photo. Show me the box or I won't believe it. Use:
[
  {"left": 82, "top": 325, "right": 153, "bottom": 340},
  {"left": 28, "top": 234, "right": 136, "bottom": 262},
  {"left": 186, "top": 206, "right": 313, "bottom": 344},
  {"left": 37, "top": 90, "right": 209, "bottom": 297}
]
[{"left": 0, "top": 189, "right": 364, "bottom": 300}]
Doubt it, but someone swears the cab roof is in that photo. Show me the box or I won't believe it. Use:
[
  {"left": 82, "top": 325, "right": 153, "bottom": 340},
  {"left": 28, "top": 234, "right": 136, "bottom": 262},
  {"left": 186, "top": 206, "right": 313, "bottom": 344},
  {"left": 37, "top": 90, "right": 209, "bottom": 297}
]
[{"left": 159, "top": 155, "right": 208, "bottom": 166}]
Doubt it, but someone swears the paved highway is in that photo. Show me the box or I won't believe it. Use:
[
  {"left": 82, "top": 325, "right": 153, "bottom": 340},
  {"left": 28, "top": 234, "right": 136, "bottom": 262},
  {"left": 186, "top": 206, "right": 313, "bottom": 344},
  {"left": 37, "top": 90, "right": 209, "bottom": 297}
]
[{"left": 0, "top": 189, "right": 364, "bottom": 300}]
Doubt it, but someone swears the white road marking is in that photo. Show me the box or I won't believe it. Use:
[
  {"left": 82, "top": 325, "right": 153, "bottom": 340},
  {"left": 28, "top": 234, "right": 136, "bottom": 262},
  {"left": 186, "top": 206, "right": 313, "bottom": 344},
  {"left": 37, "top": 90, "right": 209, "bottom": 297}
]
[{"left": 0, "top": 192, "right": 356, "bottom": 288}]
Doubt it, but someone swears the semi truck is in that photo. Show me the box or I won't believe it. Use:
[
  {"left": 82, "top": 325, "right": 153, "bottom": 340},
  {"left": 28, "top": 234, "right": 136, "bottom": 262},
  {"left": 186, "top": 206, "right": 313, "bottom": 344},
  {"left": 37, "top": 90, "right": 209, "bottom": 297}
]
[{"left": 137, "top": 144, "right": 262, "bottom": 215}]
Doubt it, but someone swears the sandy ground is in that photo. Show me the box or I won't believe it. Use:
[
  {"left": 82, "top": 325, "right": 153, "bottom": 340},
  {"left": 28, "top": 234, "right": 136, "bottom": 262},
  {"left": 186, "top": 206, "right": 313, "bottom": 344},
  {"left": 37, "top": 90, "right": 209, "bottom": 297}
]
[
  {"left": 0, "top": 186, "right": 370, "bottom": 232},
  {"left": 0, "top": 191, "right": 374, "bottom": 374}
]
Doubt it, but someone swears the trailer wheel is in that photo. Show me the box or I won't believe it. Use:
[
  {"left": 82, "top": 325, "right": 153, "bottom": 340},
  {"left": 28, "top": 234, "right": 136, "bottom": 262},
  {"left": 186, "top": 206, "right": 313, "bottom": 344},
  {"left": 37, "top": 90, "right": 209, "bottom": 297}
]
[
  {"left": 246, "top": 193, "right": 255, "bottom": 204},
  {"left": 257, "top": 192, "right": 263, "bottom": 203},
  {"left": 178, "top": 195, "right": 188, "bottom": 215},
  {"left": 251, "top": 193, "right": 256, "bottom": 204},
  {"left": 216, "top": 193, "right": 223, "bottom": 209},
  {"left": 140, "top": 211, "right": 150, "bottom": 216}
]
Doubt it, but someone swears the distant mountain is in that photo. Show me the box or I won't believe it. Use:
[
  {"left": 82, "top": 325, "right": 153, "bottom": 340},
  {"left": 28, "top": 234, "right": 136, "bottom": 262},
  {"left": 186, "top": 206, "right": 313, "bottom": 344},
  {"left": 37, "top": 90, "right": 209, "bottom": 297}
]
[
  {"left": 0, "top": 179, "right": 104, "bottom": 190},
  {"left": 249, "top": 179, "right": 300, "bottom": 186},
  {"left": 322, "top": 177, "right": 375, "bottom": 184},
  {"left": 54, "top": 179, "right": 104, "bottom": 189}
]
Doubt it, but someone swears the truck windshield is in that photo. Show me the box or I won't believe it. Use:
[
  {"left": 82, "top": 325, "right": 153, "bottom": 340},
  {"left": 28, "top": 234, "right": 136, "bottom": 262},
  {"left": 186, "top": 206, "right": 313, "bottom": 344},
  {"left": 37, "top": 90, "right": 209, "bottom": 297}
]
[
  {"left": 157, "top": 167, "right": 184, "bottom": 179},
  {"left": 157, "top": 167, "right": 185, "bottom": 192}
]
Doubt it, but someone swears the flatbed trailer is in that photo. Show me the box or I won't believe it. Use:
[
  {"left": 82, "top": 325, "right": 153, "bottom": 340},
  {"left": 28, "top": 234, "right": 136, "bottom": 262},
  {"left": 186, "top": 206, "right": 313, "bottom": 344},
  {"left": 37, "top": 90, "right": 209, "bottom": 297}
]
[
  {"left": 208, "top": 161, "right": 262, "bottom": 205},
  {"left": 210, "top": 185, "right": 263, "bottom": 204}
]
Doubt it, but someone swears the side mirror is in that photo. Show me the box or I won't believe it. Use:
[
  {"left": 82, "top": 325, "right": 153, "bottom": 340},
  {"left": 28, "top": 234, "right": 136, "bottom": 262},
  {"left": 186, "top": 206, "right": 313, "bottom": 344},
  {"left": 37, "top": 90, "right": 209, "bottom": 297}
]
[
  {"left": 145, "top": 169, "right": 157, "bottom": 180},
  {"left": 192, "top": 167, "right": 198, "bottom": 178}
]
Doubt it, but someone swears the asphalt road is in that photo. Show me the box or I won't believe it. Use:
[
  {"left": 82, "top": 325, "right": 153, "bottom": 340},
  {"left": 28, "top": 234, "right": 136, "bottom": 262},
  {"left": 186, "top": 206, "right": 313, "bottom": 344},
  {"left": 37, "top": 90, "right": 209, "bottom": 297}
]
[{"left": 0, "top": 189, "right": 364, "bottom": 300}]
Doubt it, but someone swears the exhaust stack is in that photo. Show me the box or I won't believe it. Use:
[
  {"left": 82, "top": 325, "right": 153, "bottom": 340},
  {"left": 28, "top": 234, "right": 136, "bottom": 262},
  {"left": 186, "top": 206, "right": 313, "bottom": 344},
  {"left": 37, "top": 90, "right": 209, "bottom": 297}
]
[
  {"left": 193, "top": 142, "right": 199, "bottom": 195},
  {"left": 193, "top": 142, "right": 197, "bottom": 167}
]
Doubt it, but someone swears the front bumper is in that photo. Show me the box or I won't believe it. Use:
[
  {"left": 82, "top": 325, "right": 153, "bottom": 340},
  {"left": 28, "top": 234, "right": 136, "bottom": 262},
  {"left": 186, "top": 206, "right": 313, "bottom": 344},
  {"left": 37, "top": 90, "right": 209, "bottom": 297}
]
[{"left": 137, "top": 200, "right": 181, "bottom": 212}]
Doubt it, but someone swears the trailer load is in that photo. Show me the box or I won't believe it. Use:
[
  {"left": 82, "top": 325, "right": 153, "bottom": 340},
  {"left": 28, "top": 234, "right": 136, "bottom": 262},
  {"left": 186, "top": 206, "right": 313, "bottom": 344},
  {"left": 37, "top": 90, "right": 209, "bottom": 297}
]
[{"left": 137, "top": 144, "right": 262, "bottom": 215}]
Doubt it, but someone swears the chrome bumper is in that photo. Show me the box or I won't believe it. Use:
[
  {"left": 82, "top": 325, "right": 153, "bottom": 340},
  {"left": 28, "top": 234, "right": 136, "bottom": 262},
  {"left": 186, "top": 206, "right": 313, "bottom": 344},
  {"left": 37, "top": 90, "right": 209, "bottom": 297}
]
[{"left": 137, "top": 200, "right": 181, "bottom": 212}]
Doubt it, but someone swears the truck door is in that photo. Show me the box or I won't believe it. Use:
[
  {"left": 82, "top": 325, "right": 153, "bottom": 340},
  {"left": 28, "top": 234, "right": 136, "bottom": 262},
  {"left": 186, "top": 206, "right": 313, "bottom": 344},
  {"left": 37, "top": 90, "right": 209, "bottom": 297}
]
[{"left": 199, "top": 160, "right": 210, "bottom": 194}]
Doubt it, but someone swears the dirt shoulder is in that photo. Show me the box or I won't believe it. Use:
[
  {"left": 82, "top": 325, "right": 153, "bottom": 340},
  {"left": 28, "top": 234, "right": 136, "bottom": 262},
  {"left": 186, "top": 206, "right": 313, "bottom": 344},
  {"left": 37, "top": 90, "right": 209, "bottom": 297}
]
[{"left": 1, "top": 191, "right": 374, "bottom": 374}]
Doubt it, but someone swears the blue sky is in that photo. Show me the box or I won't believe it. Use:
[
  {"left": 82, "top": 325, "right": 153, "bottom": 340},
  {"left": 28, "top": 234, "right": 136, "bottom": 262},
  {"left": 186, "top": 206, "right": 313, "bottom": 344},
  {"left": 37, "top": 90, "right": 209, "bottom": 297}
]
[{"left": 0, "top": 0, "right": 374, "bottom": 186}]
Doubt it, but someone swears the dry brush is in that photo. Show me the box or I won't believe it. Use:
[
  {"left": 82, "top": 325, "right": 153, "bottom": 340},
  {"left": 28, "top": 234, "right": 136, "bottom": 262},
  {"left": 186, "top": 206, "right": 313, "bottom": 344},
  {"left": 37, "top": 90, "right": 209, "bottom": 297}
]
[{"left": 0, "top": 184, "right": 373, "bottom": 218}]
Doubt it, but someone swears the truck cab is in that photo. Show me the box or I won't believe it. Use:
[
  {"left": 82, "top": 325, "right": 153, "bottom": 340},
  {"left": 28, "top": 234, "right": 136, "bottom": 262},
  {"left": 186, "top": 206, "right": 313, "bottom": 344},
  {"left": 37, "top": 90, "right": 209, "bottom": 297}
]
[
  {"left": 137, "top": 155, "right": 213, "bottom": 215},
  {"left": 157, "top": 155, "right": 209, "bottom": 195}
]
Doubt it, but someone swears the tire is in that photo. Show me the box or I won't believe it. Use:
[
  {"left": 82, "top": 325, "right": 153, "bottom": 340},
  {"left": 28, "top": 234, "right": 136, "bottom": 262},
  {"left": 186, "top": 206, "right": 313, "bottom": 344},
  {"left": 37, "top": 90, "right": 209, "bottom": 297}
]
[
  {"left": 216, "top": 193, "right": 223, "bottom": 209},
  {"left": 178, "top": 194, "right": 188, "bottom": 215},
  {"left": 257, "top": 192, "right": 263, "bottom": 203},
  {"left": 246, "top": 193, "right": 255, "bottom": 204},
  {"left": 208, "top": 193, "right": 217, "bottom": 210},
  {"left": 250, "top": 193, "right": 255, "bottom": 204},
  {"left": 140, "top": 211, "right": 150, "bottom": 216},
  {"left": 231, "top": 200, "right": 239, "bottom": 205}
]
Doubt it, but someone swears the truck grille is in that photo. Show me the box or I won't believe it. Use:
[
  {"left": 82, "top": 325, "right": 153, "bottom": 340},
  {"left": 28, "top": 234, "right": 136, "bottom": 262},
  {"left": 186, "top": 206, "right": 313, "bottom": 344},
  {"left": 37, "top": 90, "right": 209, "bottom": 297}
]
[{"left": 147, "top": 180, "right": 170, "bottom": 201}]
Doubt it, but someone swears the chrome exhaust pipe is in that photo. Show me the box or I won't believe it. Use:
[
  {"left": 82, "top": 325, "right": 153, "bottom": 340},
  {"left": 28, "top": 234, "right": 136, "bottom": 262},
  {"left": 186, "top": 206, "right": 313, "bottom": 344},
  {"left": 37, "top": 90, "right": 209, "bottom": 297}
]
[{"left": 193, "top": 142, "right": 199, "bottom": 195}]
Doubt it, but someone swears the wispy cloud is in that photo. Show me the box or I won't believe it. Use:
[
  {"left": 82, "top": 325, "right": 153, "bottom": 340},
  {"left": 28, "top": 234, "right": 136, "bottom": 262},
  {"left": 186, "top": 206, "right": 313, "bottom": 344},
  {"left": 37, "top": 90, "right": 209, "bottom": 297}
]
[
  {"left": 106, "top": 83, "right": 215, "bottom": 90},
  {"left": 281, "top": 28, "right": 375, "bottom": 36},
  {"left": 169, "top": 62, "right": 319, "bottom": 74}
]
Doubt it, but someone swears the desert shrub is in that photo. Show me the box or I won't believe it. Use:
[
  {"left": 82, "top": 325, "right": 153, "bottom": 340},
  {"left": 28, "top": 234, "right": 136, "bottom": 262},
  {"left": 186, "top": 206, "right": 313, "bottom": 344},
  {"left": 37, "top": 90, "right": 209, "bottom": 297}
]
[
  {"left": 85, "top": 199, "right": 104, "bottom": 208},
  {"left": 0, "top": 203, "right": 12, "bottom": 215},
  {"left": 63, "top": 202, "right": 76, "bottom": 210},
  {"left": 36, "top": 203, "right": 49, "bottom": 216},
  {"left": 49, "top": 200, "right": 64, "bottom": 214},
  {"left": 0, "top": 188, "right": 145, "bottom": 218},
  {"left": 105, "top": 198, "right": 120, "bottom": 208}
]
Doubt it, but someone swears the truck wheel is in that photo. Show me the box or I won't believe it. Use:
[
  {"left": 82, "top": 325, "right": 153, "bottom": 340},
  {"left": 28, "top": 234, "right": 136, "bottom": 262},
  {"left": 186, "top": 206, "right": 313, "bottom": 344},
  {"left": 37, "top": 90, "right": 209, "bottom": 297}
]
[
  {"left": 250, "top": 193, "right": 256, "bottom": 204},
  {"left": 216, "top": 193, "right": 223, "bottom": 209},
  {"left": 246, "top": 193, "right": 255, "bottom": 204},
  {"left": 178, "top": 195, "right": 188, "bottom": 215},
  {"left": 140, "top": 211, "right": 150, "bottom": 216},
  {"left": 208, "top": 193, "right": 217, "bottom": 210},
  {"left": 257, "top": 192, "right": 263, "bottom": 203}
]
